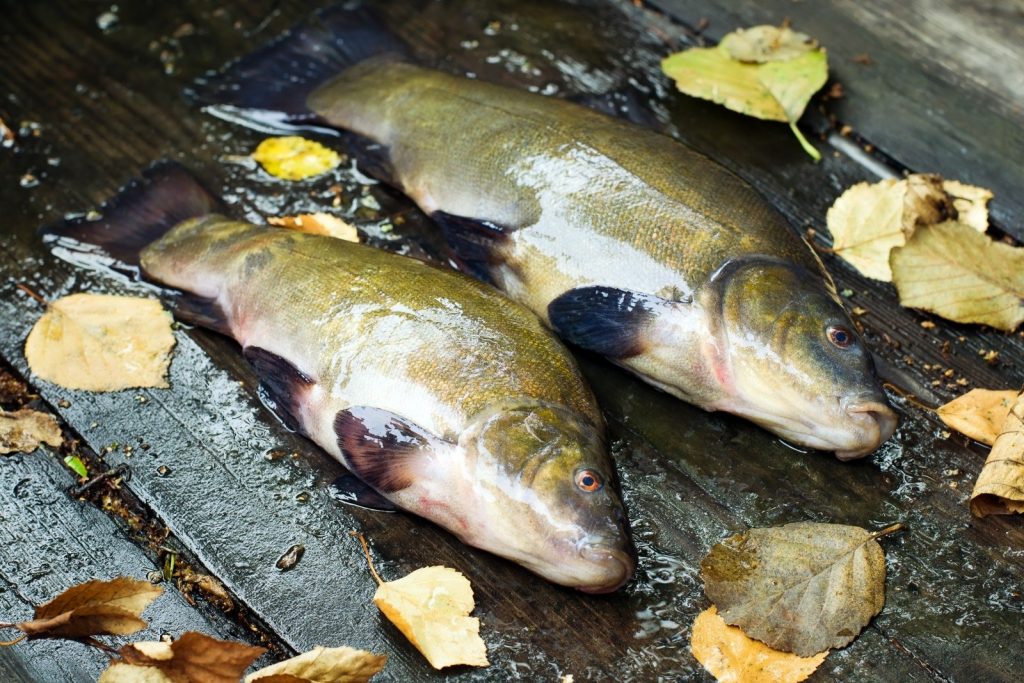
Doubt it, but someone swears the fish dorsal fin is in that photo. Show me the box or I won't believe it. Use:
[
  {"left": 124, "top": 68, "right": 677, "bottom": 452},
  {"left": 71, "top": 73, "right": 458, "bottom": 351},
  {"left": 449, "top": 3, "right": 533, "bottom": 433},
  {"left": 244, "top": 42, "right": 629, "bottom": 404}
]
[
  {"left": 330, "top": 473, "right": 398, "bottom": 512},
  {"left": 333, "top": 406, "right": 443, "bottom": 493},
  {"left": 548, "top": 286, "right": 668, "bottom": 359},
  {"left": 243, "top": 346, "right": 315, "bottom": 433}
]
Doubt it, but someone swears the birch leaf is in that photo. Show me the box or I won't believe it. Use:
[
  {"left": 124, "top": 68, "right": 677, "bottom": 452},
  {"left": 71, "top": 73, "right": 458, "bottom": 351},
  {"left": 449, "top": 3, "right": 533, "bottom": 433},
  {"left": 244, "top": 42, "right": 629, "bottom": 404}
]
[
  {"left": 102, "top": 632, "right": 266, "bottom": 683},
  {"left": 247, "top": 645, "right": 386, "bottom": 683},
  {"left": 14, "top": 577, "right": 162, "bottom": 641},
  {"left": 691, "top": 606, "right": 827, "bottom": 683},
  {"left": 937, "top": 389, "right": 1018, "bottom": 446},
  {"left": 720, "top": 26, "right": 818, "bottom": 64},
  {"left": 970, "top": 391, "right": 1024, "bottom": 516},
  {"left": 25, "top": 294, "right": 175, "bottom": 392},
  {"left": 0, "top": 407, "right": 62, "bottom": 455},
  {"left": 826, "top": 179, "right": 906, "bottom": 281},
  {"left": 373, "top": 566, "right": 488, "bottom": 669},
  {"left": 268, "top": 214, "right": 360, "bottom": 242},
  {"left": 701, "top": 522, "right": 899, "bottom": 656},
  {"left": 943, "top": 180, "right": 993, "bottom": 232},
  {"left": 253, "top": 136, "right": 341, "bottom": 181},
  {"left": 890, "top": 220, "right": 1024, "bottom": 331}
]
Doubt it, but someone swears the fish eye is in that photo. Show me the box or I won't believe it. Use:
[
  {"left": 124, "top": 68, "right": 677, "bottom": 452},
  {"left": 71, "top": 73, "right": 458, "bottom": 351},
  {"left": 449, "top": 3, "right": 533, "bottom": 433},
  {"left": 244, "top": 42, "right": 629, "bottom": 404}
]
[
  {"left": 827, "top": 325, "right": 854, "bottom": 348},
  {"left": 575, "top": 469, "right": 603, "bottom": 493}
]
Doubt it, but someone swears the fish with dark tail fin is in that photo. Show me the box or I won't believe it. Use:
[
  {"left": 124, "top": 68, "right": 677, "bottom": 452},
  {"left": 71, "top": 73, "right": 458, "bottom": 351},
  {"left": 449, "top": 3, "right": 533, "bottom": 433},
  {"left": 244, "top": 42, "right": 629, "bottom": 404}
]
[
  {"left": 190, "top": 4, "right": 897, "bottom": 459},
  {"left": 42, "top": 162, "right": 634, "bottom": 592}
]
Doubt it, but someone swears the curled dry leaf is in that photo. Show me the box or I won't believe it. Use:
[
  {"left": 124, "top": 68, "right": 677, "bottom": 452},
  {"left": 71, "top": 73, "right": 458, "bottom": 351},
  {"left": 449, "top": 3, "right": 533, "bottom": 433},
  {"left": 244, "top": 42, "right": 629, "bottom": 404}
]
[
  {"left": 701, "top": 522, "right": 900, "bottom": 656},
  {"left": 890, "top": 220, "right": 1024, "bottom": 331},
  {"left": 374, "top": 566, "right": 488, "bottom": 670},
  {"left": 246, "top": 645, "right": 386, "bottom": 683},
  {"left": 661, "top": 25, "right": 827, "bottom": 159},
  {"left": 252, "top": 136, "right": 342, "bottom": 181},
  {"left": 0, "top": 407, "right": 62, "bottom": 455},
  {"left": 268, "top": 213, "right": 360, "bottom": 243},
  {"left": 936, "top": 388, "right": 1018, "bottom": 446},
  {"left": 970, "top": 390, "right": 1024, "bottom": 517},
  {"left": 25, "top": 293, "right": 175, "bottom": 392},
  {"left": 100, "top": 631, "right": 266, "bottom": 683},
  {"left": 691, "top": 606, "right": 827, "bottom": 683},
  {"left": 943, "top": 180, "right": 992, "bottom": 233},
  {"left": 12, "top": 577, "right": 162, "bottom": 641}
]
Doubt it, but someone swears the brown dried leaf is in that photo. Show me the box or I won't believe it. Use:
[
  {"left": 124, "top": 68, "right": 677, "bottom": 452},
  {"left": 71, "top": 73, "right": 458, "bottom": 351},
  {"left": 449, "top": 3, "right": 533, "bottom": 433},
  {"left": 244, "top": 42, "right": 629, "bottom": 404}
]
[
  {"left": 105, "top": 631, "right": 266, "bottom": 683},
  {"left": 25, "top": 294, "right": 175, "bottom": 391},
  {"left": 16, "top": 577, "right": 162, "bottom": 640},
  {"left": 268, "top": 214, "right": 359, "bottom": 243},
  {"left": 691, "top": 606, "right": 827, "bottom": 683},
  {"left": 0, "top": 407, "right": 62, "bottom": 455},
  {"left": 970, "top": 391, "right": 1024, "bottom": 517},
  {"left": 246, "top": 645, "right": 386, "bottom": 683},
  {"left": 937, "top": 389, "right": 1018, "bottom": 446},
  {"left": 701, "top": 522, "right": 896, "bottom": 656},
  {"left": 373, "top": 566, "right": 488, "bottom": 669},
  {"left": 902, "top": 174, "right": 953, "bottom": 233}
]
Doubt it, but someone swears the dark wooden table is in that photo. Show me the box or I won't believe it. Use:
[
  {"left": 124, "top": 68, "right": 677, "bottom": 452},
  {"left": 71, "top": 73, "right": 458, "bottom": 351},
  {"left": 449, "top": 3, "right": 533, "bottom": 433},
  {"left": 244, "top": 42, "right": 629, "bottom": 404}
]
[{"left": 2, "top": 1, "right": 1022, "bottom": 681}]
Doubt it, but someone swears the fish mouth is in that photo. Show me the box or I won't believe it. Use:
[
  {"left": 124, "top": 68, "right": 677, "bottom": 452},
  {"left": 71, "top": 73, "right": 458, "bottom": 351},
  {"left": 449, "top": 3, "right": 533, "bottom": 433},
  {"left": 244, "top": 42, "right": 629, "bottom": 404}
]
[
  {"left": 575, "top": 546, "right": 636, "bottom": 594},
  {"left": 834, "top": 399, "right": 898, "bottom": 460}
]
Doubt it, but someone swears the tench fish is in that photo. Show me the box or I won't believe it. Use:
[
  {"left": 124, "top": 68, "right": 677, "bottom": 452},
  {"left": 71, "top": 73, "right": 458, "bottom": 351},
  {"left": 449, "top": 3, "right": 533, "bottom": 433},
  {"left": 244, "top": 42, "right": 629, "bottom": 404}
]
[
  {"left": 43, "top": 163, "right": 634, "bottom": 593},
  {"left": 192, "top": 5, "right": 898, "bottom": 459}
]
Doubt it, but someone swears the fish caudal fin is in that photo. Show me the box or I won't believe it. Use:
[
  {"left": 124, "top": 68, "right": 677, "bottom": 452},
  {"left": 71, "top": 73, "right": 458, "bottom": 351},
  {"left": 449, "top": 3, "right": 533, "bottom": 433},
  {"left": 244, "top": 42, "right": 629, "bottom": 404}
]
[
  {"left": 41, "top": 161, "right": 221, "bottom": 273},
  {"left": 187, "top": 4, "right": 407, "bottom": 135}
]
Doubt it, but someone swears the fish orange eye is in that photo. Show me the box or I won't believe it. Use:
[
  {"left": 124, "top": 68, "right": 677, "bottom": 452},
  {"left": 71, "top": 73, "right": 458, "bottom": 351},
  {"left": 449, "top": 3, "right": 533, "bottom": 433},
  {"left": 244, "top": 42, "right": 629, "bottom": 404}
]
[
  {"left": 827, "top": 325, "right": 854, "bottom": 348},
  {"left": 575, "top": 469, "right": 603, "bottom": 492}
]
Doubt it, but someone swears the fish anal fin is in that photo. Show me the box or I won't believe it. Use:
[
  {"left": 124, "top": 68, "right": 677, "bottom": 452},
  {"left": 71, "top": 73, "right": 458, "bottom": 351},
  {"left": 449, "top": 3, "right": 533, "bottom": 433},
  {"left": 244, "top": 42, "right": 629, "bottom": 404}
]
[
  {"left": 330, "top": 473, "right": 398, "bottom": 512},
  {"left": 547, "top": 286, "right": 664, "bottom": 359},
  {"left": 333, "top": 406, "right": 441, "bottom": 493},
  {"left": 243, "top": 346, "right": 315, "bottom": 433},
  {"left": 430, "top": 211, "right": 512, "bottom": 282}
]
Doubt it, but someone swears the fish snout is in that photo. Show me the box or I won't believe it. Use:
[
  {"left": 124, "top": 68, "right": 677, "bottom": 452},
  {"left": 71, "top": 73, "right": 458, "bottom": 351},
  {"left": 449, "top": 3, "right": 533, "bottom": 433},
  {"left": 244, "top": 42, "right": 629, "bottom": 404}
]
[
  {"left": 835, "top": 399, "right": 898, "bottom": 460},
  {"left": 576, "top": 544, "right": 636, "bottom": 594}
]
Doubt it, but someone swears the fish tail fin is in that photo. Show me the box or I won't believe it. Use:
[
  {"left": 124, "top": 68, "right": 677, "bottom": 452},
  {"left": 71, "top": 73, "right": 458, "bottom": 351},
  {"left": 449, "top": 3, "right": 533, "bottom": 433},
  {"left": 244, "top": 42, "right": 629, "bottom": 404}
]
[
  {"left": 40, "top": 161, "right": 221, "bottom": 271},
  {"left": 186, "top": 4, "right": 408, "bottom": 135}
]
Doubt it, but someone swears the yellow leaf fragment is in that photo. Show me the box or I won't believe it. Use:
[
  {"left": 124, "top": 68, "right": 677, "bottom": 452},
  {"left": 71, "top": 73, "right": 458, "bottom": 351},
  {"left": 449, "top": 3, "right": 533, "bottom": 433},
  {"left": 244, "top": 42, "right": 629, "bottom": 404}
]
[
  {"left": 720, "top": 25, "right": 818, "bottom": 64},
  {"left": 662, "top": 47, "right": 787, "bottom": 121},
  {"left": 937, "top": 389, "right": 1018, "bottom": 446},
  {"left": 971, "top": 391, "right": 1024, "bottom": 517},
  {"left": 0, "top": 407, "right": 62, "bottom": 455},
  {"left": 98, "top": 662, "right": 175, "bottom": 683},
  {"left": 16, "top": 577, "right": 162, "bottom": 641},
  {"left": 890, "top": 220, "right": 1024, "bottom": 331},
  {"left": 247, "top": 645, "right": 386, "bottom": 683},
  {"left": 25, "top": 294, "right": 175, "bottom": 392},
  {"left": 373, "top": 566, "right": 488, "bottom": 670},
  {"left": 943, "top": 179, "right": 993, "bottom": 232},
  {"left": 103, "top": 632, "right": 266, "bottom": 683},
  {"left": 691, "top": 606, "right": 827, "bottom": 683},
  {"left": 253, "top": 136, "right": 341, "bottom": 181},
  {"left": 268, "top": 213, "right": 360, "bottom": 242}
]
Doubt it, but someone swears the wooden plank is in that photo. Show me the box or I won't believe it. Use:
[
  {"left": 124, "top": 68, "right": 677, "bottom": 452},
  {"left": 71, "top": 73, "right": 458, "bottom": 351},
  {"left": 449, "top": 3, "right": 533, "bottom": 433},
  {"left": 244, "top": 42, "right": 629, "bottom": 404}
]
[
  {"left": 644, "top": 0, "right": 1024, "bottom": 240},
  {"left": 0, "top": 0, "right": 1022, "bottom": 680}
]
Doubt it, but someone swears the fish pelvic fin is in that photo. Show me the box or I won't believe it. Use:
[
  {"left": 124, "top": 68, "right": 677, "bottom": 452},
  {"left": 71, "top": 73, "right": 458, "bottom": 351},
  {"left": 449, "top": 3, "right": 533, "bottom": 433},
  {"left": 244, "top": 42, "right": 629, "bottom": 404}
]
[
  {"left": 430, "top": 211, "right": 511, "bottom": 283},
  {"left": 187, "top": 4, "right": 408, "bottom": 135},
  {"left": 244, "top": 346, "right": 316, "bottom": 433},
  {"left": 334, "top": 406, "right": 443, "bottom": 494},
  {"left": 40, "top": 161, "right": 221, "bottom": 272},
  {"left": 548, "top": 286, "right": 664, "bottom": 359}
]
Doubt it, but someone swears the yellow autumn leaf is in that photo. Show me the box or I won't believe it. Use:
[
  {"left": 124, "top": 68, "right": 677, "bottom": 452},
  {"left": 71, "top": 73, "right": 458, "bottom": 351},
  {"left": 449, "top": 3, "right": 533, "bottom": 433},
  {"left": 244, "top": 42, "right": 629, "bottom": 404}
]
[
  {"left": 890, "top": 220, "right": 1024, "bottom": 331},
  {"left": 252, "top": 136, "right": 341, "bottom": 181},
  {"left": 661, "top": 25, "right": 828, "bottom": 159},
  {"left": 25, "top": 294, "right": 176, "bottom": 392},
  {"left": 246, "top": 645, "right": 386, "bottom": 683},
  {"left": 268, "top": 213, "right": 360, "bottom": 242},
  {"left": 971, "top": 390, "right": 1024, "bottom": 517},
  {"left": 937, "top": 389, "right": 1018, "bottom": 446},
  {"left": 373, "top": 566, "right": 488, "bottom": 670},
  {"left": 691, "top": 606, "right": 827, "bottom": 683},
  {"left": 0, "top": 407, "right": 62, "bottom": 455},
  {"left": 942, "top": 180, "right": 993, "bottom": 232}
]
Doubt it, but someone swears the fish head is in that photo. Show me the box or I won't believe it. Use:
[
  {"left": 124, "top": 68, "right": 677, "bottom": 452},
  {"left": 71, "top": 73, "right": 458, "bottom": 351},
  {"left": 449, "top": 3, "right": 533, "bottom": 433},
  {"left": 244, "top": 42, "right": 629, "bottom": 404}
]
[
  {"left": 460, "top": 403, "right": 635, "bottom": 593},
  {"left": 702, "top": 257, "right": 897, "bottom": 459}
]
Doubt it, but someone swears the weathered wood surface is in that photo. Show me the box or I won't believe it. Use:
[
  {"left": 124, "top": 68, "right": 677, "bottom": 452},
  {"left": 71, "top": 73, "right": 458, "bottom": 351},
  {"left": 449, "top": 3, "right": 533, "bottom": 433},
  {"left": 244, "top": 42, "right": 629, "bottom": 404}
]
[{"left": 1, "top": 0, "right": 1023, "bottom": 681}]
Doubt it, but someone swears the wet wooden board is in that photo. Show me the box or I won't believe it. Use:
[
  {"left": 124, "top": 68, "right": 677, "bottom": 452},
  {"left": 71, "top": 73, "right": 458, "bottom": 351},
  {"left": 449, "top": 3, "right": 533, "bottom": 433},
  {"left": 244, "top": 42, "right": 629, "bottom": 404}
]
[{"left": 1, "top": 0, "right": 1023, "bottom": 681}]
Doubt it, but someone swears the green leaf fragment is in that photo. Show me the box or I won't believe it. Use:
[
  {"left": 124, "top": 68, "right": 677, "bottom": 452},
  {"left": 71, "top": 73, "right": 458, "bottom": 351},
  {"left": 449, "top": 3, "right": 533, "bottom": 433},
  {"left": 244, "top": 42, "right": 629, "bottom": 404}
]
[{"left": 64, "top": 454, "right": 87, "bottom": 478}]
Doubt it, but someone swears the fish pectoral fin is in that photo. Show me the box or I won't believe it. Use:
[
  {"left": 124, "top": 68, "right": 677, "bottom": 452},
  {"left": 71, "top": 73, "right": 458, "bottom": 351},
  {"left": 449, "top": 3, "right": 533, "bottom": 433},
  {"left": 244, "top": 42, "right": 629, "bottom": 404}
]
[
  {"left": 430, "top": 211, "right": 512, "bottom": 283},
  {"left": 547, "top": 286, "right": 664, "bottom": 359},
  {"left": 330, "top": 473, "right": 398, "bottom": 512},
  {"left": 243, "top": 346, "right": 315, "bottom": 433},
  {"left": 334, "top": 406, "right": 442, "bottom": 494}
]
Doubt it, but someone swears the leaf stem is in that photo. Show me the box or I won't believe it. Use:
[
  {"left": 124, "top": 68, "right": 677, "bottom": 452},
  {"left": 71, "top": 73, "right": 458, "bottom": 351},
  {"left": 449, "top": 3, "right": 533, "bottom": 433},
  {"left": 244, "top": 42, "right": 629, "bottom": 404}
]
[
  {"left": 789, "top": 121, "right": 822, "bottom": 161},
  {"left": 15, "top": 283, "right": 47, "bottom": 307},
  {"left": 351, "top": 531, "right": 383, "bottom": 586},
  {"left": 0, "top": 633, "right": 27, "bottom": 646},
  {"left": 870, "top": 522, "right": 905, "bottom": 541}
]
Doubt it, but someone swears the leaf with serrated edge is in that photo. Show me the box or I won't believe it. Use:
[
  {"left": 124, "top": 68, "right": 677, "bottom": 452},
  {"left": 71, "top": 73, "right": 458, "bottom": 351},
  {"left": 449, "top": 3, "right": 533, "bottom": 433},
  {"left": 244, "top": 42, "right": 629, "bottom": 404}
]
[
  {"left": 826, "top": 179, "right": 906, "bottom": 281},
  {"left": 16, "top": 577, "right": 162, "bottom": 640},
  {"left": 890, "top": 220, "right": 1024, "bottom": 331},
  {"left": 25, "top": 294, "right": 175, "bottom": 392},
  {"left": 691, "top": 606, "right": 827, "bottom": 683},
  {"left": 943, "top": 180, "right": 992, "bottom": 232},
  {"left": 268, "top": 214, "right": 360, "bottom": 243},
  {"left": 701, "top": 522, "right": 891, "bottom": 656},
  {"left": 661, "top": 47, "right": 788, "bottom": 121},
  {"left": 971, "top": 391, "right": 1024, "bottom": 516},
  {"left": 937, "top": 389, "right": 1018, "bottom": 446},
  {"left": 721, "top": 25, "right": 818, "bottom": 64},
  {"left": 0, "top": 407, "right": 62, "bottom": 455},
  {"left": 757, "top": 50, "right": 829, "bottom": 122},
  {"left": 246, "top": 645, "right": 386, "bottom": 683},
  {"left": 111, "top": 632, "right": 266, "bottom": 683}
]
